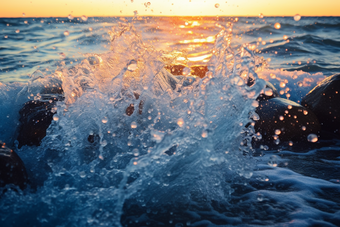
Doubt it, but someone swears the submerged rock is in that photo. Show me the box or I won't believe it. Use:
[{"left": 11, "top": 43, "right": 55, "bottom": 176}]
[
  {"left": 0, "top": 142, "right": 28, "bottom": 190},
  {"left": 126, "top": 92, "right": 144, "bottom": 116},
  {"left": 191, "top": 65, "right": 209, "bottom": 78},
  {"left": 255, "top": 97, "right": 320, "bottom": 145},
  {"left": 301, "top": 74, "right": 340, "bottom": 136},
  {"left": 165, "top": 64, "right": 209, "bottom": 78},
  {"left": 165, "top": 64, "right": 186, "bottom": 76},
  {"left": 17, "top": 97, "right": 59, "bottom": 148}
]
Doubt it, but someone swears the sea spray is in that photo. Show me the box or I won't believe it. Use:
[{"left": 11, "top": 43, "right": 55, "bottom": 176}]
[{"left": 0, "top": 22, "right": 266, "bottom": 226}]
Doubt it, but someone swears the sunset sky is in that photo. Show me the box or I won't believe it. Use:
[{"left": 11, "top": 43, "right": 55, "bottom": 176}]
[{"left": 1, "top": 0, "right": 339, "bottom": 17}]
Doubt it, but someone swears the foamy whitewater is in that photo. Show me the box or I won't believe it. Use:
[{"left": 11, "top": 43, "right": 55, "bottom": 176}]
[{"left": 0, "top": 16, "right": 340, "bottom": 226}]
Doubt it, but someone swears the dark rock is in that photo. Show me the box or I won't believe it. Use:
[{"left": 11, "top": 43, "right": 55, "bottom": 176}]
[
  {"left": 165, "top": 65, "right": 209, "bottom": 78},
  {"left": 191, "top": 65, "right": 208, "bottom": 78},
  {"left": 165, "top": 64, "right": 186, "bottom": 76},
  {"left": 126, "top": 92, "right": 143, "bottom": 116},
  {"left": 255, "top": 97, "right": 320, "bottom": 144},
  {"left": 256, "top": 81, "right": 280, "bottom": 101},
  {"left": 41, "top": 86, "right": 63, "bottom": 95},
  {"left": 301, "top": 74, "right": 340, "bottom": 136},
  {"left": 0, "top": 142, "right": 28, "bottom": 190},
  {"left": 87, "top": 134, "right": 100, "bottom": 144},
  {"left": 17, "top": 97, "right": 58, "bottom": 148}
]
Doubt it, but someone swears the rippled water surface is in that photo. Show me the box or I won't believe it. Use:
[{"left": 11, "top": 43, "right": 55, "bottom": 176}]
[{"left": 0, "top": 16, "right": 340, "bottom": 227}]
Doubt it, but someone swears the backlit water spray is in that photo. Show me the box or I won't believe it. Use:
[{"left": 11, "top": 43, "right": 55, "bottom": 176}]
[{"left": 1, "top": 21, "right": 266, "bottom": 226}]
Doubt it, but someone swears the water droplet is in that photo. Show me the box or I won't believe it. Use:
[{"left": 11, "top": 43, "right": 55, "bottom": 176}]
[
  {"left": 288, "top": 105, "right": 292, "bottom": 109},
  {"left": 307, "top": 134, "right": 318, "bottom": 143},
  {"left": 148, "top": 116, "right": 152, "bottom": 120},
  {"left": 15, "top": 29, "right": 20, "bottom": 33},
  {"left": 215, "top": 3, "right": 220, "bottom": 8},
  {"left": 274, "top": 138, "right": 280, "bottom": 145},
  {"left": 244, "top": 171, "right": 253, "bottom": 179},
  {"left": 24, "top": 21, "right": 28, "bottom": 24},
  {"left": 252, "top": 100, "right": 259, "bottom": 107},
  {"left": 68, "top": 14, "right": 74, "bottom": 20},
  {"left": 127, "top": 60, "right": 138, "bottom": 71},
  {"left": 59, "top": 52, "right": 66, "bottom": 59},
  {"left": 289, "top": 141, "right": 293, "bottom": 146},
  {"left": 64, "top": 31, "right": 70, "bottom": 36},
  {"left": 259, "top": 13, "right": 264, "bottom": 18},
  {"left": 22, "top": 13, "right": 26, "bottom": 17},
  {"left": 294, "top": 14, "right": 301, "bottom": 21},
  {"left": 275, "top": 129, "right": 281, "bottom": 135},
  {"left": 134, "top": 10, "right": 138, "bottom": 16},
  {"left": 98, "top": 155, "right": 104, "bottom": 160},
  {"left": 79, "top": 171, "right": 86, "bottom": 178},
  {"left": 102, "top": 117, "right": 108, "bottom": 124},
  {"left": 283, "top": 35, "right": 288, "bottom": 40},
  {"left": 268, "top": 155, "right": 278, "bottom": 167},
  {"left": 264, "top": 88, "right": 273, "bottom": 96},
  {"left": 274, "top": 22, "right": 281, "bottom": 29},
  {"left": 131, "top": 121, "right": 137, "bottom": 128},
  {"left": 301, "top": 126, "right": 306, "bottom": 131},
  {"left": 133, "top": 148, "right": 139, "bottom": 156},
  {"left": 101, "top": 140, "right": 107, "bottom": 147},
  {"left": 89, "top": 27, "right": 93, "bottom": 31},
  {"left": 201, "top": 130, "right": 208, "bottom": 138},
  {"left": 303, "top": 110, "right": 308, "bottom": 115},
  {"left": 257, "top": 193, "right": 264, "bottom": 201},
  {"left": 4, "top": 35, "right": 8, "bottom": 38},
  {"left": 279, "top": 116, "right": 284, "bottom": 121},
  {"left": 177, "top": 118, "right": 184, "bottom": 127},
  {"left": 182, "top": 67, "right": 191, "bottom": 76},
  {"left": 33, "top": 46, "right": 37, "bottom": 49},
  {"left": 81, "top": 15, "right": 88, "bottom": 21},
  {"left": 53, "top": 116, "right": 59, "bottom": 121},
  {"left": 206, "top": 71, "right": 213, "bottom": 78},
  {"left": 280, "top": 82, "right": 286, "bottom": 88},
  {"left": 251, "top": 113, "right": 260, "bottom": 121},
  {"left": 256, "top": 132, "right": 262, "bottom": 140}
]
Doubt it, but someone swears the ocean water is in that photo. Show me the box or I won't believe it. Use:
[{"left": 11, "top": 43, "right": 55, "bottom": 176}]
[{"left": 0, "top": 16, "right": 340, "bottom": 226}]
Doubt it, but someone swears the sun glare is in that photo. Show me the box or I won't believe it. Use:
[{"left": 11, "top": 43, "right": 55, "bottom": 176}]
[{"left": 0, "top": 0, "right": 339, "bottom": 17}]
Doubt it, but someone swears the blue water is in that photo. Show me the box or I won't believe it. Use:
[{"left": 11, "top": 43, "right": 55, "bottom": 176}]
[{"left": 0, "top": 16, "right": 340, "bottom": 226}]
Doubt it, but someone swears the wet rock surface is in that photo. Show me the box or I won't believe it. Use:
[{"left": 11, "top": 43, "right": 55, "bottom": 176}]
[
  {"left": 301, "top": 74, "right": 340, "bottom": 136},
  {"left": 17, "top": 97, "right": 59, "bottom": 148},
  {"left": 165, "top": 64, "right": 209, "bottom": 78},
  {"left": 190, "top": 65, "right": 209, "bottom": 78},
  {"left": 0, "top": 142, "right": 28, "bottom": 191},
  {"left": 165, "top": 64, "right": 186, "bottom": 76},
  {"left": 126, "top": 92, "right": 144, "bottom": 116},
  {"left": 255, "top": 97, "right": 320, "bottom": 145}
]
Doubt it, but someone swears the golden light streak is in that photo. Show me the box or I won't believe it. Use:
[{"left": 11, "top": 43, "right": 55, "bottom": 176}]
[
  {"left": 187, "top": 53, "right": 212, "bottom": 62},
  {"left": 179, "top": 36, "right": 215, "bottom": 44}
]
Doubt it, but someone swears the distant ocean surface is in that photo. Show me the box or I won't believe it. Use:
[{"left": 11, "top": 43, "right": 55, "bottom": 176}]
[{"left": 0, "top": 16, "right": 340, "bottom": 226}]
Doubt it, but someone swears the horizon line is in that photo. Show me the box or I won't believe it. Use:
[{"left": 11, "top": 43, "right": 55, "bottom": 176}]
[{"left": 1, "top": 15, "right": 340, "bottom": 19}]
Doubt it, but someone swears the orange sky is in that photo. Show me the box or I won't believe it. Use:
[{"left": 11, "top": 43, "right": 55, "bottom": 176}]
[{"left": 1, "top": 0, "right": 340, "bottom": 17}]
